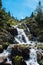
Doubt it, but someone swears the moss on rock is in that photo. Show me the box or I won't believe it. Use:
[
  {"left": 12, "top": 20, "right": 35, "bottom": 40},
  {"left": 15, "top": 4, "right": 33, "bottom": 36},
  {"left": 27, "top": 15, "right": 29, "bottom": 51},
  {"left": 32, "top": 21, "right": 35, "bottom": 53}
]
[{"left": 0, "top": 45, "right": 3, "bottom": 53}]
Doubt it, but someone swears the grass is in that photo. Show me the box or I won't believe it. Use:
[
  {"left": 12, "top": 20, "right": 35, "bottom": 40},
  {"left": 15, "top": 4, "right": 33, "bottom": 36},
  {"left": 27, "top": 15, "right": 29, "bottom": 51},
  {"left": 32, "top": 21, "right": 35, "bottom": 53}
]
[{"left": 38, "top": 44, "right": 43, "bottom": 49}]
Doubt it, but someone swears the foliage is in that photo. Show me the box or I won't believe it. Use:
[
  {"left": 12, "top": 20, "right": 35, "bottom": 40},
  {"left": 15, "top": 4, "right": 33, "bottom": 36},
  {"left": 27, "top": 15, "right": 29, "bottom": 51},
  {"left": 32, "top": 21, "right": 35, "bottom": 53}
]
[
  {"left": 39, "top": 59, "right": 43, "bottom": 65},
  {"left": 0, "top": 45, "right": 3, "bottom": 53},
  {"left": 38, "top": 44, "right": 43, "bottom": 49},
  {"left": 13, "top": 55, "right": 23, "bottom": 65},
  {"left": 0, "top": 0, "right": 2, "bottom": 8},
  {"left": 20, "top": 1, "right": 43, "bottom": 42},
  {"left": 0, "top": 0, "right": 19, "bottom": 29},
  {"left": 2, "top": 42, "right": 9, "bottom": 49},
  {"left": 0, "top": 0, "right": 19, "bottom": 45},
  {"left": 35, "top": 1, "right": 43, "bottom": 27}
]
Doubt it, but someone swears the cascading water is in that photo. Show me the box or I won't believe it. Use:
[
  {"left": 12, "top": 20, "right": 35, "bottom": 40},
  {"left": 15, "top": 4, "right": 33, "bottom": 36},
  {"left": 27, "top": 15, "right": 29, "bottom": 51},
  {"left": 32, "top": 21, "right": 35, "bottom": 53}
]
[
  {"left": 15, "top": 28, "right": 31, "bottom": 44},
  {"left": 12, "top": 23, "right": 37, "bottom": 44},
  {"left": 0, "top": 48, "right": 12, "bottom": 64},
  {"left": 24, "top": 24, "right": 30, "bottom": 32},
  {"left": 25, "top": 48, "right": 39, "bottom": 65},
  {"left": 0, "top": 50, "right": 10, "bottom": 63},
  {"left": 0, "top": 23, "right": 39, "bottom": 65}
]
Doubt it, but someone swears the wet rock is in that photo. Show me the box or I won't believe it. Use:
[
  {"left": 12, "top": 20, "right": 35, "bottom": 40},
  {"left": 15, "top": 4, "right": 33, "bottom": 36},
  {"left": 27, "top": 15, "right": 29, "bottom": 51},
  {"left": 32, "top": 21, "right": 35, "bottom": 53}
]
[
  {"left": 11, "top": 46, "right": 22, "bottom": 56},
  {"left": 3, "top": 63, "right": 11, "bottom": 65},
  {"left": 11, "top": 45, "right": 30, "bottom": 60},
  {"left": 6, "top": 27, "right": 18, "bottom": 37},
  {"left": 22, "top": 48, "right": 30, "bottom": 60},
  {"left": 21, "top": 60, "right": 27, "bottom": 65},
  {"left": 2, "top": 42, "right": 9, "bottom": 50},
  {"left": 37, "top": 51, "right": 42, "bottom": 61},
  {"left": 0, "top": 45, "right": 3, "bottom": 53},
  {"left": 12, "top": 55, "right": 27, "bottom": 65}
]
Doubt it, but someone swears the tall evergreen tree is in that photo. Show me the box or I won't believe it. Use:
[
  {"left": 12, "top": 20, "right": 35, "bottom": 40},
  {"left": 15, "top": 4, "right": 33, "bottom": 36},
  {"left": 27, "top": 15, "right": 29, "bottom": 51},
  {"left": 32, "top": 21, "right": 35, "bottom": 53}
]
[
  {"left": 30, "top": 12, "right": 34, "bottom": 17},
  {"left": 0, "top": 0, "right": 2, "bottom": 9},
  {"left": 35, "top": 1, "right": 43, "bottom": 26}
]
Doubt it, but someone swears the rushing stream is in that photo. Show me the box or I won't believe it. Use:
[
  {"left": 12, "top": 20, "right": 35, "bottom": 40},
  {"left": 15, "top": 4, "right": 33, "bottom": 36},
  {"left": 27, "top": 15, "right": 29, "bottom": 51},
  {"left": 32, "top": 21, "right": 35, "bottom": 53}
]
[
  {"left": 13, "top": 24, "right": 39, "bottom": 65},
  {"left": 15, "top": 28, "right": 31, "bottom": 44},
  {"left": 13, "top": 24, "right": 37, "bottom": 44},
  {"left": 25, "top": 48, "right": 39, "bottom": 65},
  {"left": 0, "top": 47, "right": 39, "bottom": 65},
  {"left": 0, "top": 48, "right": 12, "bottom": 64},
  {"left": 0, "top": 24, "right": 39, "bottom": 65}
]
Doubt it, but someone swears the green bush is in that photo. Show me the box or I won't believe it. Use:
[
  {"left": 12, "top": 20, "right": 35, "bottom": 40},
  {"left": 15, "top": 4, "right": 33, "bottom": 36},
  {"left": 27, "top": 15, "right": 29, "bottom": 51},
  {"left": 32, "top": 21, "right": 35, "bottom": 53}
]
[
  {"left": 2, "top": 42, "right": 9, "bottom": 50},
  {"left": 38, "top": 44, "right": 43, "bottom": 49},
  {"left": 39, "top": 59, "right": 43, "bottom": 65},
  {"left": 0, "top": 45, "right": 3, "bottom": 53},
  {"left": 13, "top": 55, "right": 23, "bottom": 65}
]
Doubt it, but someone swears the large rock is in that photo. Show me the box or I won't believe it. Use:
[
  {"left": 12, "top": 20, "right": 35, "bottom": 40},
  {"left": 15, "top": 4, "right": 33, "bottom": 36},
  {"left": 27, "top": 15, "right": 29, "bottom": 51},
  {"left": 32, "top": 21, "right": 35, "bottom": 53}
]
[
  {"left": 37, "top": 51, "right": 42, "bottom": 61},
  {"left": 0, "top": 45, "right": 3, "bottom": 53},
  {"left": 12, "top": 55, "right": 27, "bottom": 65},
  {"left": 1, "top": 63, "right": 11, "bottom": 65},
  {"left": 11, "top": 45, "right": 30, "bottom": 60},
  {"left": 6, "top": 27, "right": 18, "bottom": 37},
  {"left": 22, "top": 48, "right": 30, "bottom": 60}
]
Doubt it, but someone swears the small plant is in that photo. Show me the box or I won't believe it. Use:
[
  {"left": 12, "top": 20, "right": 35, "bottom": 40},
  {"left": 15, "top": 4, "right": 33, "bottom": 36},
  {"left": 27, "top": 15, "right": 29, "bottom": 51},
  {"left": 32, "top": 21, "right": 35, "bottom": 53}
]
[
  {"left": 0, "top": 45, "right": 3, "bottom": 53},
  {"left": 39, "top": 59, "right": 43, "bottom": 65},
  {"left": 38, "top": 44, "right": 43, "bottom": 49},
  {"left": 2, "top": 42, "right": 9, "bottom": 50},
  {"left": 13, "top": 55, "right": 23, "bottom": 65}
]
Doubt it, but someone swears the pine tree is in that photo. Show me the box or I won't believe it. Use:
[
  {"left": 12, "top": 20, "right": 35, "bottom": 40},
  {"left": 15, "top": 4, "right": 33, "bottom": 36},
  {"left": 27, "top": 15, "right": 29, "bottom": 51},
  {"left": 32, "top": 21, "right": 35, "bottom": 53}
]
[
  {"left": 35, "top": 1, "right": 43, "bottom": 26},
  {"left": 30, "top": 12, "right": 34, "bottom": 17},
  {"left": 0, "top": 0, "right": 2, "bottom": 9}
]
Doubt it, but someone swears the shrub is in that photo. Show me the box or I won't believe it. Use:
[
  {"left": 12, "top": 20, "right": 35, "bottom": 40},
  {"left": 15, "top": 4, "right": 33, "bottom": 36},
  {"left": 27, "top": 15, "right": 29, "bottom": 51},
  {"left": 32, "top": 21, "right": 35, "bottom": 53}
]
[
  {"left": 13, "top": 55, "right": 23, "bottom": 65},
  {"left": 0, "top": 45, "right": 3, "bottom": 53},
  {"left": 39, "top": 59, "right": 43, "bottom": 65},
  {"left": 2, "top": 42, "right": 9, "bottom": 50}
]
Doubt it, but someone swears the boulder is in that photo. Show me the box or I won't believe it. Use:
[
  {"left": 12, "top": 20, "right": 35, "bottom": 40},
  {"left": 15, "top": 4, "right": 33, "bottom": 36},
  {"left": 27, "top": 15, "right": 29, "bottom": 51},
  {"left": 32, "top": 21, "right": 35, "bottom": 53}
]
[
  {"left": 22, "top": 48, "right": 30, "bottom": 60},
  {"left": 37, "top": 51, "right": 42, "bottom": 61},
  {"left": 11, "top": 45, "right": 30, "bottom": 60},
  {"left": 12, "top": 55, "right": 27, "bottom": 65},
  {"left": 0, "top": 45, "right": 3, "bottom": 53},
  {"left": 6, "top": 27, "right": 18, "bottom": 37}
]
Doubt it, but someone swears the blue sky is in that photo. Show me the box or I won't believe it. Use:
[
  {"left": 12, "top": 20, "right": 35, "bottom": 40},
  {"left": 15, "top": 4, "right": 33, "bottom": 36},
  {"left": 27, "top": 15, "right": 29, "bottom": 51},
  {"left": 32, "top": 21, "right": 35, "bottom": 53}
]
[{"left": 2, "top": 0, "right": 43, "bottom": 20}]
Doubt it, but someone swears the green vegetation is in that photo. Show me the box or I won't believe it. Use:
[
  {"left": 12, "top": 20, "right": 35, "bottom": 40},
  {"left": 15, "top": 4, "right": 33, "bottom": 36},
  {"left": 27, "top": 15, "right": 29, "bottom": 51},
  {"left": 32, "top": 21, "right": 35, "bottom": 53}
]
[
  {"left": 38, "top": 44, "right": 43, "bottom": 49},
  {"left": 0, "top": 0, "right": 43, "bottom": 45},
  {"left": 0, "top": 0, "right": 19, "bottom": 46},
  {"left": 39, "top": 59, "right": 43, "bottom": 65},
  {"left": 20, "top": 1, "right": 43, "bottom": 42},
  {"left": 14, "top": 55, "right": 23, "bottom": 65},
  {"left": 2, "top": 42, "right": 9, "bottom": 49},
  {"left": 0, "top": 45, "right": 3, "bottom": 53},
  {"left": 0, "top": 0, "right": 43, "bottom": 65}
]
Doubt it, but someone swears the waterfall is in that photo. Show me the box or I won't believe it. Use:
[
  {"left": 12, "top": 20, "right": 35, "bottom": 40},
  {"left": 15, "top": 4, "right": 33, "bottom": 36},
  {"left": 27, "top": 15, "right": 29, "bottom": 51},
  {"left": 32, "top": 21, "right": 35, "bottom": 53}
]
[
  {"left": 12, "top": 24, "right": 39, "bottom": 65},
  {"left": 12, "top": 23, "right": 37, "bottom": 44},
  {"left": 0, "top": 50, "right": 10, "bottom": 63},
  {"left": 15, "top": 28, "right": 31, "bottom": 44},
  {"left": 0, "top": 48, "right": 12, "bottom": 64},
  {"left": 24, "top": 24, "right": 30, "bottom": 32},
  {"left": 25, "top": 48, "right": 39, "bottom": 65}
]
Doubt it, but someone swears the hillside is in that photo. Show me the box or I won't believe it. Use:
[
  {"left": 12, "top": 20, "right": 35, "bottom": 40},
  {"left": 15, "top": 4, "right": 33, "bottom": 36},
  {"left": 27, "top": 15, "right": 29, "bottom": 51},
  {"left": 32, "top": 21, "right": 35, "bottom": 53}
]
[
  {"left": 19, "top": 2, "right": 43, "bottom": 42},
  {"left": 0, "top": 0, "right": 19, "bottom": 47},
  {"left": 0, "top": 0, "right": 43, "bottom": 47}
]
